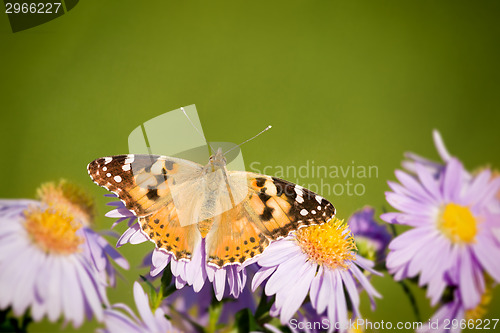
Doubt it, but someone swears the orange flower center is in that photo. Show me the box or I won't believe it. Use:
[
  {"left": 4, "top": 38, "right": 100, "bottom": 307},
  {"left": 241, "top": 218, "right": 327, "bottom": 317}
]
[
  {"left": 24, "top": 207, "right": 83, "bottom": 255},
  {"left": 296, "top": 218, "right": 357, "bottom": 270},
  {"left": 438, "top": 203, "right": 477, "bottom": 244},
  {"left": 37, "top": 180, "right": 95, "bottom": 226}
]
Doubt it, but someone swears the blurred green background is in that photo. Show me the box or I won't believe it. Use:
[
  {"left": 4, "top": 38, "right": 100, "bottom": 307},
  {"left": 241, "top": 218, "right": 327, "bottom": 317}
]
[{"left": 1, "top": 0, "right": 500, "bottom": 332}]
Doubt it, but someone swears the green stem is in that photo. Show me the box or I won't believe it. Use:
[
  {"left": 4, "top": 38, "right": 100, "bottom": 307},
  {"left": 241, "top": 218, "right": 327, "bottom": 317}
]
[{"left": 398, "top": 280, "right": 421, "bottom": 322}]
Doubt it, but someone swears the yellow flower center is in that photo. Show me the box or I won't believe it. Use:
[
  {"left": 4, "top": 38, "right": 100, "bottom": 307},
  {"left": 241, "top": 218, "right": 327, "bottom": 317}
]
[
  {"left": 24, "top": 207, "right": 83, "bottom": 255},
  {"left": 438, "top": 203, "right": 477, "bottom": 244},
  {"left": 295, "top": 218, "right": 357, "bottom": 270},
  {"left": 37, "top": 180, "right": 95, "bottom": 226},
  {"left": 348, "top": 321, "right": 364, "bottom": 333}
]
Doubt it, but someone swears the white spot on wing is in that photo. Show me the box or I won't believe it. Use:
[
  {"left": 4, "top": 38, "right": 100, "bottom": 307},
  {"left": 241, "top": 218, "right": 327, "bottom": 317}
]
[
  {"left": 122, "top": 164, "right": 131, "bottom": 171},
  {"left": 311, "top": 210, "right": 316, "bottom": 214},
  {"left": 315, "top": 195, "right": 323, "bottom": 204},
  {"left": 114, "top": 176, "right": 122, "bottom": 183},
  {"left": 151, "top": 160, "right": 163, "bottom": 174},
  {"left": 102, "top": 166, "right": 107, "bottom": 172},
  {"left": 106, "top": 173, "right": 111, "bottom": 177},
  {"left": 296, "top": 195, "right": 304, "bottom": 204},
  {"left": 300, "top": 209, "right": 308, "bottom": 216},
  {"left": 125, "top": 155, "right": 134, "bottom": 164},
  {"left": 104, "top": 157, "right": 113, "bottom": 164}
]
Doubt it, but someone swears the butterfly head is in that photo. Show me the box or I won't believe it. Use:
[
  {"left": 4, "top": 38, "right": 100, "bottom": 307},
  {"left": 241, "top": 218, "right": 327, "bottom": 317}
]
[{"left": 207, "top": 147, "right": 227, "bottom": 171}]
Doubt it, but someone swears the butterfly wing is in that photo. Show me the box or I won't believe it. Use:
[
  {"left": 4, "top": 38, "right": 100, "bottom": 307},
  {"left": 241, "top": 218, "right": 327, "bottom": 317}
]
[
  {"left": 138, "top": 205, "right": 202, "bottom": 261},
  {"left": 205, "top": 172, "right": 336, "bottom": 267},
  {"left": 87, "top": 154, "right": 204, "bottom": 260}
]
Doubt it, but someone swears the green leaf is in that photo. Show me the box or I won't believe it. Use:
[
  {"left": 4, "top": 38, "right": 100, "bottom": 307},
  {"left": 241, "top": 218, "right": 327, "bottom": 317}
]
[
  {"left": 255, "top": 289, "right": 275, "bottom": 321},
  {"left": 160, "top": 265, "right": 177, "bottom": 299},
  {"left": 234, "top": 308, "right": 263, "bottom": 333},
  {"left": 0, "top": 308, "right": 31, "bottom": 333},
  {"left": 139, "top": 275, "right": 161, "bottom": 310},
  {"left": 207, "top": 301, "right": 224, "bottom": 333}
]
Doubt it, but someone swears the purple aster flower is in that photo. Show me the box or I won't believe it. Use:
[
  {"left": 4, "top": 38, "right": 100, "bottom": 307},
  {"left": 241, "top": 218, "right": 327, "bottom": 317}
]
[
  {"left": 82, "top": 228, "right": 130, "bottom": 287},
  {"left": 417, "top": 276, "right": 495, "bottom": 333},
  {"left": 417, "top": 293, "right": 465, "bottom": 333},
  {"left": 0, "top": 181, "right": 128, "bottom": 327},
  {"left": 381, "top": 157, "right": 500, "bottom": 310},
  {"left": 402, "top": 129, "right": 451, "bottom": 176},
  {"left": 348, "top": 207, "right": 392, "bottom": 263},
  {"left": 417, "top": 285, "right": 493, "bottom": 333},
  {"left": 106, "top": 196, "right": 249, "bottom": 300},
  {"left": 252, "top": 218, "right": 381, "bottom": 331},
  {"left": 162, "top": 272, "right": 257, "bottom": 331},
  {"left": 39, "top": 182, "right": 129, "bottom": 286},
  {"left": 98, "top": 281, "right": 179, "bottom": 333}
]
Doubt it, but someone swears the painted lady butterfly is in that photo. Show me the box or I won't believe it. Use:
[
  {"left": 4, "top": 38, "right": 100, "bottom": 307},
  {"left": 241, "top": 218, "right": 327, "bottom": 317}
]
[{"left": 88, "top": 148, "right": 335, "bottom": 267}]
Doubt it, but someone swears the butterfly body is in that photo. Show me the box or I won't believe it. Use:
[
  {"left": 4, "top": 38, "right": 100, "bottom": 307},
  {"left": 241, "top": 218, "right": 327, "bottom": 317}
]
[{"left": 88, "top": 149, "right": 335, "bottom": 267}]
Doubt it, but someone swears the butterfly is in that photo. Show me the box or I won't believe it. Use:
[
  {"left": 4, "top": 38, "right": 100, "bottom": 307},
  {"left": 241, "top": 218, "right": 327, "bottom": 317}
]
[{"left": 88, "top": 148, "right": 335, "bottom": 267}]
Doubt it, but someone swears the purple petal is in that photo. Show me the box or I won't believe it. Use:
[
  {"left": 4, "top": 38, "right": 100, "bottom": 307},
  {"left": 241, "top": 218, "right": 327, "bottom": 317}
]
[
  {"left": 279, "top": 262, "right": 316, "bottom": 323},
  {"left": 151, "top": 249, "right": 171, "bottom": 272},
  {"left": 117, "top": 226, "right": 140, "bottom": 247},
  {"left": 339, "top": 269, "right": 360, "bottom": 317},
  {"left": 129, "top": 229, "right": 148, "bottom": 244},
  {"left": 213, "top": 269, "right": 226, "bottom": 301},
  {"left": 385, "top": 192, "right": 434, "bottom": 217},
  {"left": 252, "top": 266, "right": 276, "bottom": 291},
  {"left": 471, "top": 177, "right": 500, "bottom": 209},
  {"left": 45, "top": 257, "right": 62, "bottom": 321},
  {"left": 315, "top": 268, "right": 332, "bottom": 314},
  {"left": 102, "top": 309, "right": 143, "bottom": 333},
  {"left": 12, "top": 249, "right": 42, "bottom": 316},
  {"left": 379, "top": 212, "right": 407, "bottom": 225},
  {"left": 334, "top": 270, "right": 348, "bottom": 331},
  {"left": 74, "top": 262, "right": 104, "bottom": 322},
  {"left": 99, "top": 239, "right": 129, "bottom": 270},
  {"left": 415, "top": 164, "right": 441, "bottom": 201},
  {"left": 407, "top": 234, "right": 441, "bottom": 277},
  {"left": 432, "top": 130, "right": 452, "bottom": 162},
  {"left": 265, "top": 254, "right": 305, "bottom": 295},
  {"left": 473, "top": 236, "right": 500, "bottom": 281},
  {"left": 326, "top": 270, "right": 338, "bottom": 324},
  {"left": 105, "top": 208, "right": 132, "bottom": 218},
  {"left": 350, "top": 264, "right": 381, "bottom": 309},
  {"left": 418, "top": 237, "right": 451, "bottom": 286},
  {"left": 442, "top": 158, "right": 463, "bottom": 202},
  {"left": 395, "top": 170, "right": 435, "bottom": 204},
  {"left": 355, "top": 255, "right": 382, "bottom": 276},
  {"left": 62, "top": 260, "right": 85, "bottom": 327},
  {"left": 175, "top": 276, "right": 186, "bottom": 289},
  {"left": 459, "top": 249, "right": 481, "bottom": 309},
  {"left": 309, "top": 265, "right": 323, "bottom": 310},
  {"left": 133, "top": 282, "right": 158, "bottom": 331},
  {"left": 257, "top": 240, "right": 301, "bottom": 267}
]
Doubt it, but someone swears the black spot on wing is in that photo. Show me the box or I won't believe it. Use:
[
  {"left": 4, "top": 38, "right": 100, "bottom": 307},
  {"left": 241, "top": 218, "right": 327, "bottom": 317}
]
[
  {"left": 257, "top": 191, "right": 271, "bottom": 203},
  {"left": 255, "top": 177, "right": 266, "bottom": 187},
  {"left": 272, "top": 177, "right": 297, "bottom": 200},
  {"left": 146, "top": 189, "right": 159, "bottom": 200},
  {"left": 165, "top": 160, "right": 174, "bottom": 170},
  {"left": 260, "top": 206, "right": 274, "bottom": 221},
  {"left": 155, "top": 174, "right": 168, "bottom": 184}
]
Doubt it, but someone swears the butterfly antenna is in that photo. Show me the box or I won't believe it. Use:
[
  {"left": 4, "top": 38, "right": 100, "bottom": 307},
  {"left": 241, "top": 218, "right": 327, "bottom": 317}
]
[
  {"left": 181, "top": 107, "right": 216, "bottom": 154},
  {"left": 223, "top": 125, "right": 272, "bottom": 155}
]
